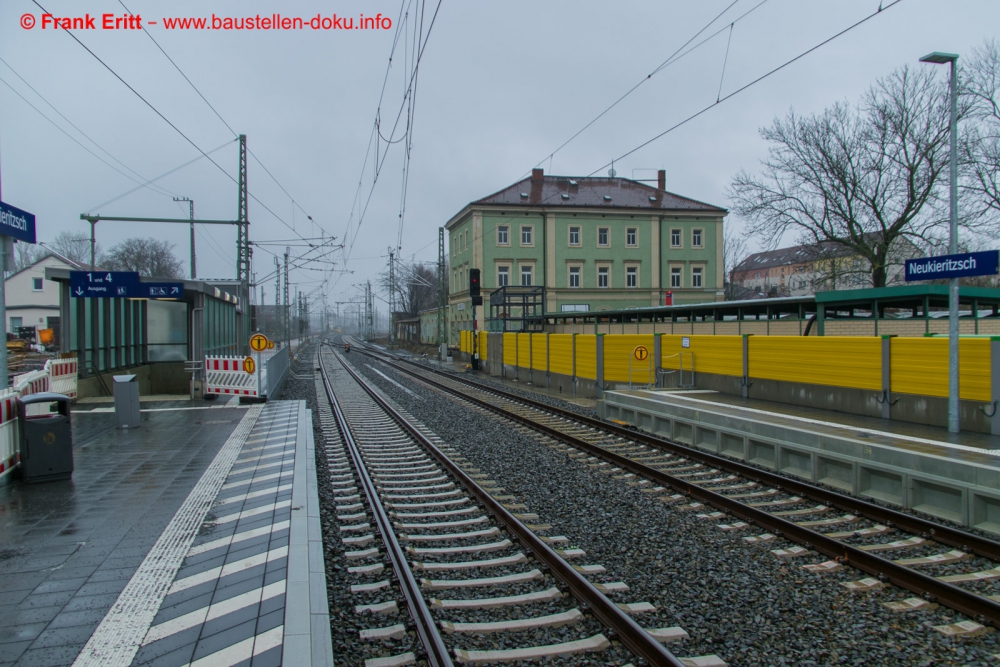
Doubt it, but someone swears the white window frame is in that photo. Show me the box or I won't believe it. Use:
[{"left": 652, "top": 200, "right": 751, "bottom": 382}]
[
  {"left": 692, "top": 266, "right": 704, "bottom": 288},
  {"left": 626, "top": 265, "right": 638, "bottom": 289},
  {"left": 568, "top": 226, "right": 581, "bottom": 246},
  {"left": 497, "top": 225, "right": 509, "bottom": 245},
  {"left": 670, "top": 228, "right": 682, "bottom": 248},
  {"left": 626, "top": 227, "right": 637, "bottom": 247},
  {"left": 497, "top": 265, "right": 510, "bottom": 287},
  {"left": 597, "top": 265, "right": 610, "bottom": 289},
  {"left": 692, "top": 228, "right": 703, "bottom": 248},
  {"left": 670, "top": 267, "right": 682, "bottom": 288},
  {"left": 520, "top": 225, "right": 534, "bottom": 247},
  {"left": 597, "top": 227, "right": 610, "bottom": 247},
  {"left": 520, "top": 264, "right": 534, "bottom": 286},
  {"left": 568, "top": 266, "right": 581, "bottom": 288}
]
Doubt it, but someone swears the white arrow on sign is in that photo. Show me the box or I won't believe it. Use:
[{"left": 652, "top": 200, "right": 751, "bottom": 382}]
[
  {"left": 171, "top": 287, "right": 179, "bottom": 294},
  {"left": 75, "top": 287, "right": 83, "bottom": 296}
]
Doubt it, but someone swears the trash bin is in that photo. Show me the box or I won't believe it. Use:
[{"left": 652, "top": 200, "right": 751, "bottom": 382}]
[
  {"left": 113, "top": 374, "right": 141, "bottom": 429},
  {"left": 18, "top": 392, "right": 73, "bottom": 483}
]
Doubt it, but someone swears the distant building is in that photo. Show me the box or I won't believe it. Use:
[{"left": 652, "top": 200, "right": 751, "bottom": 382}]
[
  {"left": 731, "top": 238, "right": 920, "bottom": 298},
  {"left": 5, "top": 250, "right": 85, "bottom": 341},
  {"left": 445, "top": 168, "right": 726, "bottom": 342}
]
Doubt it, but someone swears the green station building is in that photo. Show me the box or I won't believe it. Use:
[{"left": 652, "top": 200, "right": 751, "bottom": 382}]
[{"left": 444, "top": 168, "right": 726, "bottom": 341}]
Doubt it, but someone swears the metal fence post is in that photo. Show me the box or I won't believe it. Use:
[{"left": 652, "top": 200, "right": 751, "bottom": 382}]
[
  {"left": 653, "top": 334, "right": 662, "bottom": 389},
  {"left": 992, "top": 338, "right": 1000, "bottom": 435},
  {"left": 596, "top": 334, "right": 604, "bottom": 399},
  {"left": 882, "top": 335, "right": 893, "bottom": 420}
]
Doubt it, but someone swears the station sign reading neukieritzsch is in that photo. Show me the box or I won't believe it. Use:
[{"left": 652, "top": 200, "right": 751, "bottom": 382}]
[
  {"left": 905, "top": 250, "right": 1000, "bottom": 282},
  {"left": 0, "top": 200, "right": 36, "bottom": 244}
]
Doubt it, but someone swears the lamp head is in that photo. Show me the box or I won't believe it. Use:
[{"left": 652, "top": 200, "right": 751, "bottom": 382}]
[{"left": 920, "top": 52, "right": 959, "bottom": 64}]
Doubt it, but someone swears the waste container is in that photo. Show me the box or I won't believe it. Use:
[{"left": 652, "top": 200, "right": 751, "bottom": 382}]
[
  {"left": 18, "top": 392, "right": 73, "bottom": 483},
  {"left": 113, "top": 374, "right": 141, "bottom": 429}
]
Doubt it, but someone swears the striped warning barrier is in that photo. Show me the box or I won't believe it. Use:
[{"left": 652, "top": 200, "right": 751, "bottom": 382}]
[
  {"left": 46, "top": 358, "right": 78, "bottom": 400},
  {"left": 0, "top": 391, "right": 19, "bottom": 476},
  {"left": 205, "top": 356, "right": 259, "bottom": 397}
]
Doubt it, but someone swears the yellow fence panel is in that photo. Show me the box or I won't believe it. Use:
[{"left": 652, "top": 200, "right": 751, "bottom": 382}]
[
  {"left": 749, "top": 337, "right": 882, "bottom": 391},
  {"left": 891, "top": 338, "right": 990, "bottom": 402},
  {"left": 548, "top": 335, "right": 574, "bottom": 376},
  {"left": 604, "top": 334, "right": 655, "bottom": 384},
  {"left": 660, "top": 335, "right": 741, "bottom": 376},
  {"left": 478, "top": 331, "right": 488, "bottom": 361},
  {"left": 503, "top": 332, "right": 517, "bottom": 365},
  {"left": 517, "top": 333, "right": 532, "bottom": 369},
  {"left": 575, "top": 335, "right": 597, "bottom": 380},
  {"left": 531, "top": 333, "right": 548, "bottom": 372},
  {"left": 459, "top": 330, "right": 466, "bottom": 353}
]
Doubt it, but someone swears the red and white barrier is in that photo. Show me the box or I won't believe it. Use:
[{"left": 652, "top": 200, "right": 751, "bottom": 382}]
[
  {"left": 0, "top": 391, "right": 19, "bottom": 476},
  {"left": 47, "top": 358, "right": 79, "bottom": 400},
  {"left": 204, "top": 356, "right": 258, "bottom": 397}
]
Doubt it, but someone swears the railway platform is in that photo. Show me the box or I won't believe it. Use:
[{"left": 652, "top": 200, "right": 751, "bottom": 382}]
[
  {"left": 0, "top": 398, "right": 331, "bottom": 667},
  {"left": 601, "top": 388, "right": 1000, "bottom": 534}
]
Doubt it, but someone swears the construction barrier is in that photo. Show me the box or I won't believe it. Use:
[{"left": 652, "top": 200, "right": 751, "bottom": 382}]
[
  {"left": 204, "top": 355, "right": 259, "bottom": 397},
  {"left": 46, "top": 358, "right": 79, "bottom": 401},
  {"left": 0, "top": 390, "right": 19, "bottom": 478}
]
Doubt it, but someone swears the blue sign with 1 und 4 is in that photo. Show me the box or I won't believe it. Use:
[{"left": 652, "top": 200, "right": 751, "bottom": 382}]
[
  {"left": 69, "top": 271, "right": 140, "bottom": 298},
  {"left": 905, "top": 250, "right": 1000, "bottom": 282},
  {"left": 0, "top": 200, "right": 36, "bottom": 244}
]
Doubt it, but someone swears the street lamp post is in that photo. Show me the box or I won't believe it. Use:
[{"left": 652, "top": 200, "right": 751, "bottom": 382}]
[{"left": 919, "top": 51, "right": 960, "bottom": 433}]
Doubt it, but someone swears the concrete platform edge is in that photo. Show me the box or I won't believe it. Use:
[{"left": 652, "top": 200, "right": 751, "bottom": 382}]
[{"left": 283, "top": 400, "right": 335, "bottom": 667}]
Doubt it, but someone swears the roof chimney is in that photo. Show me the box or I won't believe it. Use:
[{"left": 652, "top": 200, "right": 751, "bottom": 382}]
[
  {"left": 657, "top": 169, "right": 666, "bottom": 191},
  {"left": 531, "top": 168, "right": 544, "bottom": 183}
]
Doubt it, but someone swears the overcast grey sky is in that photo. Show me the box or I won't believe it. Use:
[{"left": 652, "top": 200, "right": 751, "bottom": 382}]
[{"left": 1, "top": 0, "right": 997, "bottom": 308}]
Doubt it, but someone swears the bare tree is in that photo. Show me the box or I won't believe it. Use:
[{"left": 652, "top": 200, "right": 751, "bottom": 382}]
[
  {"left": 730, "top": 66, "right": 985, "bottom": 287},
  {"left": 100, "top": 238, "right": 183, "bottom": 277},
  {"left": 722, "top": 226, "right": 751, "bottom": 299},
  {"left": 48, "top": 231, "right": 101, "bottom": 266},
  {"left": 12, "top": 242, "right": 44, "bottom": 272},
  {"left": 963, "top": 39, "right": 1000, "bottom": 220},
  {"left": 380, "top": 261, "right": 439, "bottom": 316}
]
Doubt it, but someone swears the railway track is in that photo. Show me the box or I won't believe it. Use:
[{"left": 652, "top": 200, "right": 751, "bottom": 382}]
[
  {"left": 347, "top": 339, "right": 1000, "bottom": 637},
  {"left": 316, "top": 343, "right": 728, "bottom": 666}
]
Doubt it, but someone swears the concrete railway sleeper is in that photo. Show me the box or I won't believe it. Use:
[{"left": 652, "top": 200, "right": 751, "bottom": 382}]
[
  {"left": 319, "top": 344, "right": 703, "bottom": 666},
  {"left": 348, "top": 340, "right": 1000, "bottom": 635}
]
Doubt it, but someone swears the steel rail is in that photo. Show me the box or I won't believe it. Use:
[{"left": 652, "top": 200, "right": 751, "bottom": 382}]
[
  {"left": 318, "top": 348, "right": 454, "bottom": 667},
  {"left": 357, "top": 348, "right": 1000, "bottom": 627},
  {"left": 329, "top": 344, "right": 684, "bottom": 667},
  {"left": 377, "top": 349, "right": 1000, "bottom": 560}
]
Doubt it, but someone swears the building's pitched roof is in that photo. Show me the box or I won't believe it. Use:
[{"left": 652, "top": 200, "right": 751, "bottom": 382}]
[
  {"left": 733, "top": 241, "right": 861, "bottom": 274},
  {"left": 4, "top": 249, "right": 87, "bottom": 282},
  {"left": 471, "top": 174, "right": 726, "bottom": 213}
]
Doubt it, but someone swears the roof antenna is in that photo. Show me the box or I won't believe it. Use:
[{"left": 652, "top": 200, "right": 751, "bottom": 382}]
[{"left": 608, "top": 160, "right": 616, "bottom": 178}]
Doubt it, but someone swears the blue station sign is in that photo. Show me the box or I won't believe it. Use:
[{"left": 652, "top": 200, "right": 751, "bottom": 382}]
[
  {"left": 0, "top": 200, "right": 36, "bottom": 244},
  {"left": 70, "top": 271, "right": 184, "bottom": 299},
  {"left": 905, "top": 251, "right": 1000, "bottom": 282},
  {"left": 142, "top": 282, "right": 184, "bottom": 299},
  {"left": 70, "top": 271, "right": 140, "bottom": 298}
]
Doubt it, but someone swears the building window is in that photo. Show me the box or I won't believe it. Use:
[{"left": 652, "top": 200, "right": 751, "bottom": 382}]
[
  {"left": 598, "top": 227, "right": 609, "bottom": 247},
  {"left": 670, "top": 229, "right": 682, "bottom": 247},
  {"left": 497, "top": 225, "right": 509, "bottom": 245},
  {"left": 626, "top": 228, "right": 637, "bottom": 247},
  {"left": 692, "top": 267, "right": 703, "bottom": 288},
  {"left": 561, "top": 304, "right": 590, "bottom": 312},
  {"left": 520, "top": 265, "right": 533, "bottom": 286},
  {"left": 569, "top": 266, "right": 581, "bottom": 288},
  {"left": 671, "top": 267, "right": 682, "bottom": 288},
  {"left": 692, "top": 229, "right": 703, "bottom": 248},
  {"left": 32, "top": 277, "right": 43, "bottom": 291},
  {"left": 569, "top": 226, "right": 580, "bottom": 246},
  {"left": 9, "top": 317, "right": 22, "bottom": 332},
  {"left": 626, "top": 266, "right": 638, "bottom": 288},
  {"left": 497, "top": 266, "right": 509, "bottom": 287},
  {"left": 521, "top": 226, "right": 533, "bottom": 246},
  {"left": 598, "top": 266, "right": 609, "bottom": 288}
]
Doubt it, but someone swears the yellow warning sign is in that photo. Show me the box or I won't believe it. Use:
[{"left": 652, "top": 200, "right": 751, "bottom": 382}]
[
  {"left": 633, "top": 345, "right": 649, "bottom": 361},
  {"left": 267, "top": 339, "right": 275, "bottom": 350},
  {"left": 243, "top": 356, "right": 256, "bottom": 374},
  {"left": 250, "top": 333, "right": 269, "bottom": 352}
]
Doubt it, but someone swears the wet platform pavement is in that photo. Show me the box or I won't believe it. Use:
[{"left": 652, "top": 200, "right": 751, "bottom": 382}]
[{"left": 0, "top": 400, "right": 331, "bottom": 667}]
